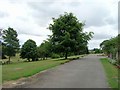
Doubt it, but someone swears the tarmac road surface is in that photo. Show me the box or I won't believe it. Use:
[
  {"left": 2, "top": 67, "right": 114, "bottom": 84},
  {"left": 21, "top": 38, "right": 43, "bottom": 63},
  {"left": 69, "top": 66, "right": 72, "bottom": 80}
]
[{"left": 4, "top": 54, "right": 109, "bottom": 88}]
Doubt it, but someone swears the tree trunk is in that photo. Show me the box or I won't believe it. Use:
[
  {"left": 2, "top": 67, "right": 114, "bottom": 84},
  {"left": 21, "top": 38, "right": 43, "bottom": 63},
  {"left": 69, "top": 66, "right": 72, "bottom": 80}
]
[
  {"left": 65, "top": 52, "right": 67, "bottom": 59},
  {"left": 8, "top": 56, "right": 10, "bottom": 64},
  {"left": 32, "top": 58, "right": 35, "bottom": 61},
  {"left": 43, "top": 57, "right": 45, "bottom": 60},
  {"left": 28, "top": 58, "right": 30, "bottom": 62}
]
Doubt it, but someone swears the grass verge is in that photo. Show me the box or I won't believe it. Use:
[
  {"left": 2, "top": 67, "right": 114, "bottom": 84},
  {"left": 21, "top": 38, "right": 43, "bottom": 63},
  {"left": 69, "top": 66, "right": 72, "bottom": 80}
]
[
  {"left": 2, "top": 59, "right": 69, "bottom": 83},
  {"left": 100, "top": 58, "right": 118, "bottom": 88},
  {"left": 2, "top": 54, "right": 84, "bottom": 83}
]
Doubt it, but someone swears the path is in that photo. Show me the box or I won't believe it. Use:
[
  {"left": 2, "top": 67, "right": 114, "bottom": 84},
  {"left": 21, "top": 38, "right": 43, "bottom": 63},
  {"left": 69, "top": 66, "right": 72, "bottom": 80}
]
[{"left": 4, "top": 54, "right": 109, "bottom": 88}]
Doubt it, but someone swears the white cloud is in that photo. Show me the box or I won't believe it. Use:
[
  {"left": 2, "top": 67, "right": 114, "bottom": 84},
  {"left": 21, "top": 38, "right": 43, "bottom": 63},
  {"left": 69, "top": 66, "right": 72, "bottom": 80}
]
[
  {"left": 18, "top": 34, "right": 48, "bottom": 46},
  {"left": 0, "top": 0, "right": 118, "bottom": 49},
  {"left": 84, "top": 25, "right": 118, "bottom": 49}
]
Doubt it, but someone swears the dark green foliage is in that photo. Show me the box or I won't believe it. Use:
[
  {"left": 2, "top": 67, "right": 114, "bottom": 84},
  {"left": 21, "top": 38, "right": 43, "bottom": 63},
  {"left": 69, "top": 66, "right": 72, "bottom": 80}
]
[
  {"left": 51, "top": 53, "right": 60, "bottom": 59},
  {"left": 49, "top": 12, "right": 93, "bottom": 59},
  {"left": 93, "top": 48, "right": 102, "bottom": 54},
  {"left": 1, "top": 42, "right": 7, "bottom": 59},
  {"left": 37, "top": 40, "right": 52, "bottom": 60},
  {"left": 20, "top": 39, "right": 38, "bottom": 61},
  {"left": 100, "top": 35, "right": 118, "bottom": 59},
  {"left": 0, "top": 46, "right": 1, "bottom": 58},
  {"left": 118, "top": 34, "right": 120, "bottom": 64},
  {"left": 2, "top": 27, "right": 19, "bottom": 62}
]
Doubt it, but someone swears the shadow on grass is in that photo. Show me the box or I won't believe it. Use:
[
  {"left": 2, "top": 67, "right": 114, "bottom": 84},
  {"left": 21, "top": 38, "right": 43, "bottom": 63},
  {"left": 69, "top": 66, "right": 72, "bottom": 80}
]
[{"left": 53, "top": 56, "right": 80, "bottom": 61}]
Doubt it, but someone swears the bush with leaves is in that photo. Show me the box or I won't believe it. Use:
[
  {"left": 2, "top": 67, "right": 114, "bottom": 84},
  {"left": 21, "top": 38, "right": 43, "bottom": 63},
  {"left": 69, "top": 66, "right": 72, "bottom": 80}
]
[
  {"left": 37, "top": 40, "right": 52, "bottom": 60},
  {"left": 20, "top": 39, "right": 38, "bottom": 61},
  {"left": 100, "top": 35, "right": 118, "bottom": 59},
  {"left": 51, "top": 53, "right": 60, "bottom": 59}
]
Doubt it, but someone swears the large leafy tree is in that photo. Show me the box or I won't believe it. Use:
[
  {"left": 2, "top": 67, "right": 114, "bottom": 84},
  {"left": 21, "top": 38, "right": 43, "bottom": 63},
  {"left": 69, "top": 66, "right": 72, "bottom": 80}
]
[
  {"left": 20, "top": 39, "right": 38, "bottom": 61},
  {"left": 100, "top": 40, "right": 111, "bottom": 56},
  {"left": 2, "top": 27, "right": 19, "bottom": 62},
  {"left": 100, "top": 36, "right": 118, "bottom": 59},
  {"left": 49, "top": 12, "right": 93, "bottom": 59}
]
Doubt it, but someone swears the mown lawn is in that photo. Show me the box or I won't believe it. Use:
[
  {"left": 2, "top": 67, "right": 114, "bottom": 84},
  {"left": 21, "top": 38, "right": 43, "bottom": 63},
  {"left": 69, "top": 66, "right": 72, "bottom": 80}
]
[
  {"left": 2, "top": 59, "right": 69, "bottom": 83},
  {"left": 2, "top": 54, "right": 84, "bottom": 83},
  {"left": 100, "top": 58, "right": 118, "bottom": 88}
]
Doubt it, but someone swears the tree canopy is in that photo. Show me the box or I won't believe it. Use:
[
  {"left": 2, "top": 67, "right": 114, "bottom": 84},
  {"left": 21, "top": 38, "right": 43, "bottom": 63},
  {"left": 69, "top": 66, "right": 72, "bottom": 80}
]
[
  {"left": 20, "top": 39, "right": 38, "bottom": 61},
  {"left": 2, "top": 27, "right": 19, "bottom": 62},
  {"left": 100, "top": 35, "right": 119, "bottom": 59},
  {"left": 37, "top": 40, "right": 52, "bottom": 60},
  {"left": 48, "top": 12, "right": 93, "bottom": 59}
]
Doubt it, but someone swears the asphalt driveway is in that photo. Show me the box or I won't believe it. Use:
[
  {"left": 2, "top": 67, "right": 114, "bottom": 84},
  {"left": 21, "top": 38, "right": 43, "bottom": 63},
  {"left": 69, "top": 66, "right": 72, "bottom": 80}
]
[{"left": 3, "top": 54, "right": 109, "bottom": 88}]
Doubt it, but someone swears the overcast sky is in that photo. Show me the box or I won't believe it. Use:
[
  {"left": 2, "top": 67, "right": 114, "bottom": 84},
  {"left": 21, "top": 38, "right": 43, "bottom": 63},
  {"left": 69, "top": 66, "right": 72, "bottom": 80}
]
[{"left": 0, "top": 0, "right": 118, "bottom": 49}]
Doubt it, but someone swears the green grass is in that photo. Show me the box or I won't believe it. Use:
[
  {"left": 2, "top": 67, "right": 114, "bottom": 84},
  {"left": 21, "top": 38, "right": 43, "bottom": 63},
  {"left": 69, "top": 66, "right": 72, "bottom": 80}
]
[
  {"left": 2, "top": 54, "right": 84, "bottom": 83},
  {"left": 2, "top": 59, "right": 69, "bottom": 83},
  {"left": 100, "top": 58, "right": 118, "bottom": 88}
]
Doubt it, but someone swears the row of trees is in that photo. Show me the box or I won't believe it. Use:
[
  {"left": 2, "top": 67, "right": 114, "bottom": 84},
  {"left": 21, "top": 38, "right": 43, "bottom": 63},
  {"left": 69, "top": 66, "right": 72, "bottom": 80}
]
[
  {"left": 100, "top": 34, "right": 120, "bottom": 61},
  {"left": 1, "top": 12, "right": 93, "bottom": 63}
]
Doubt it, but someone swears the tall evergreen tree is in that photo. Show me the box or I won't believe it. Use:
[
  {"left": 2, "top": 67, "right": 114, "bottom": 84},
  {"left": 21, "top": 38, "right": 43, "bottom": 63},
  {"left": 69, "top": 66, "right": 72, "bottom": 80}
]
[{"left": 2, "top": 27, "right": 19, "bottom": 62}]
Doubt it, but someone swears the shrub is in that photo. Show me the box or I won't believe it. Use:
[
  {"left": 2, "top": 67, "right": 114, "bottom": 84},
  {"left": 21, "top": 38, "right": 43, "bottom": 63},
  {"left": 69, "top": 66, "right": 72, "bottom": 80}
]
[
  {"left": 51, "top": 53, "right": 60, "bottom": 59},
  {"left": 108, "top": 58, "right": 117, "bottom": 65}
]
